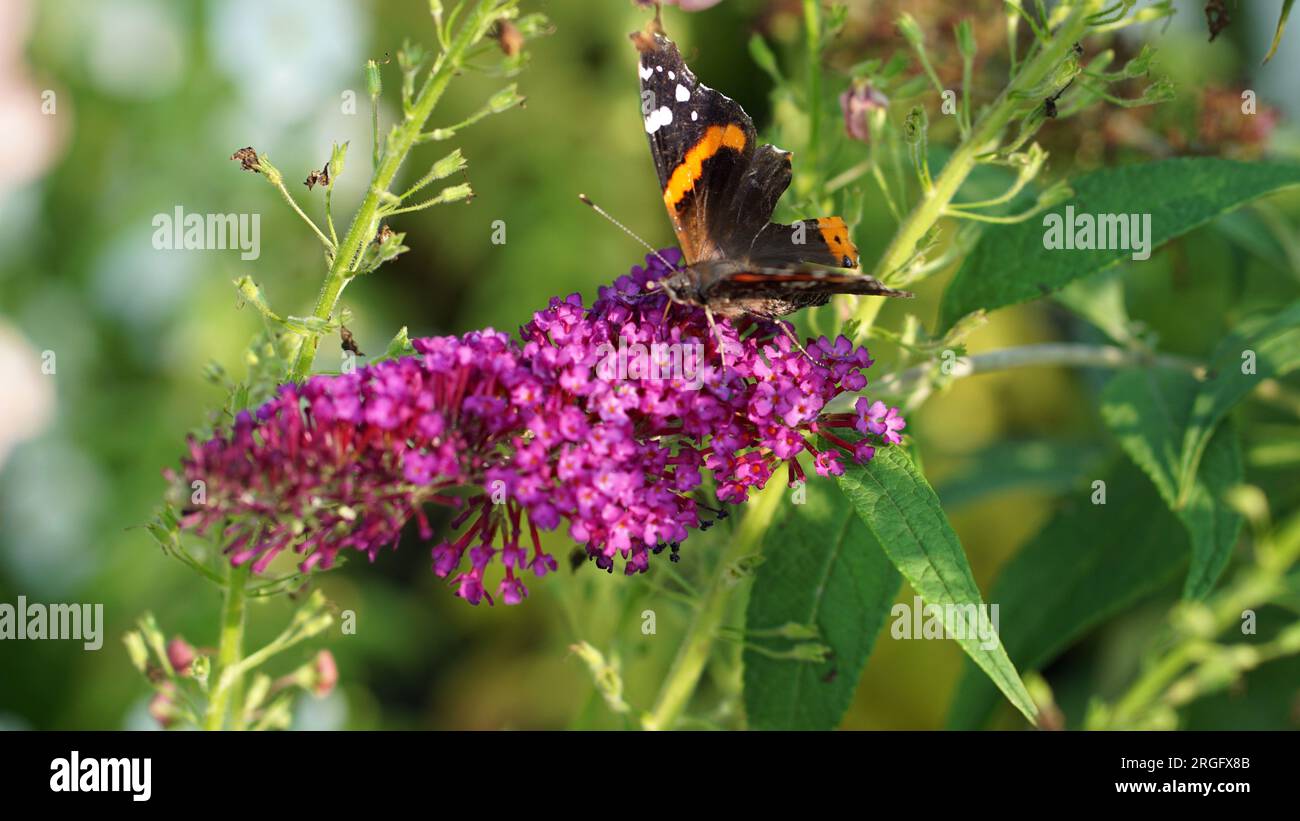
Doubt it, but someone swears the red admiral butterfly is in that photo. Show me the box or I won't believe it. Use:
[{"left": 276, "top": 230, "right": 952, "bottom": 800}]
[{"left": 631, "top": 21, "right": 911, "bottom": 320}]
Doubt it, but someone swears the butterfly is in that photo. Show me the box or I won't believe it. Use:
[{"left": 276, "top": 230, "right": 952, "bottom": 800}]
[{"left": 632, "top": 23, "right": 911, "bottom": 320}]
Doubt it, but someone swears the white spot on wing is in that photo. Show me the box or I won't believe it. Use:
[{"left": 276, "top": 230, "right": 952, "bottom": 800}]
[
  {"left": 639, "top": 63, "right": 653, "bottom": 81},
  {"left": 644, "top": 106, "right": 674, "bottom": 134},
  {"left": 656, "top": 65, "right": 663, "bottom": 73},
  {"left": 691, "top": 111, "right": 698, "bottom": 121},
  {"left": 675, "top": 84, "right": 691, "bottom": 102},
  {"left": 668, "top": 71, "right": 675, "bottom": 80}
]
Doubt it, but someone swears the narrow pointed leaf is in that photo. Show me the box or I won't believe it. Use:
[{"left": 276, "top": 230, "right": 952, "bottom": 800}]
[{"left": 835, "top": 447, "right": 1038, "bottom": 723}]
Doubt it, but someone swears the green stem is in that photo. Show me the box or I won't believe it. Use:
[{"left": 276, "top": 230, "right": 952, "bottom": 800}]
[
  {"left": 205, "top": 564, "right": 249, "bottom": 730},
  {"left": 851, "top": 0, "right": 1099, "bottom": 341},
  {"left": 642, "top": 481, "right": 784, "bottom": 730},
  {"left": 1107, "top": 643, "right": 1193, "bottom": 727},
  {"left": 803, "top": 0, "right": 823, "bottom": 195},
  {"left": 288, "top": 5, "right": 493, "bottom": 382},
  {"left": 822, "top": 341, "right": 1204, "bottom": 415},
  {"left": 273, "top": 178, "right": 334, "bottom": 250}
]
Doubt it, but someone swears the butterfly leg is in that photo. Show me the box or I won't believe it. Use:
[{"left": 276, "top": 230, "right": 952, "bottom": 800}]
[
  {"left": 703, "top": 304, "right": 725, "bottom": 366},
  {"left": 748, "top": 311, "right": 815, "bottom": 363}
]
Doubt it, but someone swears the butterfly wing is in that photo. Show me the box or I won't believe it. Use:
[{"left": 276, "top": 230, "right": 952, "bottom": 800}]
[
  {"left": 745, "top": 217, "right": 861, "bottom": 269},
  {"left": 689, "top": 260, "right": 911, "bottom": 318},
  {"left": 633, "top": 30, "right": 863, "bottom": 272},
  {"left": 633, "top": 29, "right": 757, "bottom": 264}
]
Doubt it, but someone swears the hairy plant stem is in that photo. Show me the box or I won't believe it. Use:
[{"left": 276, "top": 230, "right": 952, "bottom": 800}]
[
  {"left": 205, "top": 564, "right": 249, "bottom": 730},
  {"left": 643, "top": 479, "right": 784, "bottom": 730},
  {"left": 287, "top": 8, "right": 489, "bottom": 382},
  {"left": 852, "top": 0, "right": 1099, "bottom": 342}
]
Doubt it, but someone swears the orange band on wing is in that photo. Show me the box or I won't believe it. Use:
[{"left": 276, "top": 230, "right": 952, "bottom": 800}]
[
  {"left": 817, "top": 217, "right": 858, "bottom": 267},
  {"left": 663, "top": 125, "right": 748, "bottom": 209}
]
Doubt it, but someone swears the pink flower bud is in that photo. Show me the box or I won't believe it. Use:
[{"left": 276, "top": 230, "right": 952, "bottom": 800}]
[
  {"left": 840, "top": 83, "right": 889, "bottom": 143},
  {"left": 167, "top": 637, "right": 196, "bottom": 674},
  {"left": 313, "top": 650, "right": 338, "bottom": 697},
  {"left": 149, "top": 683, "right": 179, "bottom": 729}
]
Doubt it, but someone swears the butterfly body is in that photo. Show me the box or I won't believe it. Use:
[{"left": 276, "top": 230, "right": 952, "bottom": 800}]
[{"left": 632, "top": 26, "right": 910, "bottom": 319}]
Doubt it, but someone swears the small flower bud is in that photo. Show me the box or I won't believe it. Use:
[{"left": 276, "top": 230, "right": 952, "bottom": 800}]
[
  {"left": 487, "top": 84, "right": 525, "bottom": 114},
  {"left": 903, "top": 105, "right": 928, "bottom": 145},
  {"left": 431, "top": 148, "right": 467, "bottom": 180},
  {"left": 955, "top": 19, "right": 976, "bottom": 60},
  {"left": 438, "top": 182, "right": 474, "bottom": 204},
  {"left": 167, "top": 636, "right": 196, "bottom": 674},
  {"left": 790, "top": 642, "right": 833, "bottom": 663},
  {"left": 328, "top": 141, "right": 349, "bottom": 181},
  {"left": 773, "top": 622, "right": 821, "bottom": 640},
  {"left": 148, "top": 683, "right": 181, "bottom": 729},
  {"left": 291, "top": 649, "right": 339, "bottom": 697},
  {"left": 313, "top": 650, "right": 339, "bottom": 696},
  {"left": 123, "top": 631, "right": 149, "bottom": 674},
  {"left": 839, "top": 82, "right": 888, "bottom": 143},
  {"left": 492, "top": 19, "right": 524, "bottom": 57},
  {"left": 366, "top": 59, "right": 383, "bottom": 100}
]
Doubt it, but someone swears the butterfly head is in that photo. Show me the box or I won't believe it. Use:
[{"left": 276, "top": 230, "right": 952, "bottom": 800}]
[{"left": 647, "top": 269, "right": 696, "bottom": 306}]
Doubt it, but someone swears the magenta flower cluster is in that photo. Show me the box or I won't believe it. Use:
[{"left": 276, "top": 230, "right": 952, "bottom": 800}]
[{"left": 175, "top": 250, "right": 905, "bottom": 605}]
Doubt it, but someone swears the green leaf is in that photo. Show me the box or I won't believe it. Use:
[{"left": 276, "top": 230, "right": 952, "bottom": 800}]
[
  {"left": 938, "top": 158, "right": 1300, "bottom": 331},
  {"left": 1264, "top": 0, "right": 1295, "bottom": 63},
  {"left": 1054, "top": 268, "right": 1137, "bottom": 345},
  {"left": 747, "top": 34, "right": 783, "bottom": 85},
  {"left": 1211, "top": 208, "right": 1293, "bottom": 272},
  {"left": 1100, "top": 369, "right": 1244, "bottom": 598},
  {"left": 947, "top": 460, "right": 1187, "bottom": 728},
  {"left": 1175, "top": 302, "right": 1300, "bottom": 509},
  {"left": 835, "top": 447, "right": 1038, "bottom": 723},
  {"left": 743, "top": 480, "right": 900, "bottom": 730}
]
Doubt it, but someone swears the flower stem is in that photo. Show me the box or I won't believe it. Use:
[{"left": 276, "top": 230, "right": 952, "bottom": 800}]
[
  {"left": 822, "top": 342, "right": 1205, "bottom": 415},
  {"left": 803, "top": 0, "right": 824, "bottom": 194},
  {"left": 287, "top": 4, "right": 494, "bottom": 382},
  {"left": 852, "top": 0, "right": 1099, "bottom": 340},
  {"left": 642, "top": 480, "right": 784, "bottom": 730},
  {"left": 882, "top": 341, "right": 1202, "bottom": 390},
  {"left": 205, "top": 563, "right": 249, "bottom": 730},
  {"left": 273, "top": 178, "right": 334, "bottom": 250}
]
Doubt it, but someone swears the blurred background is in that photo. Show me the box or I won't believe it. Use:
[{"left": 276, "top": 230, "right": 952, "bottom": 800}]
[{"left": 0, "top": 0, "right": 1297, "bottom": 729}]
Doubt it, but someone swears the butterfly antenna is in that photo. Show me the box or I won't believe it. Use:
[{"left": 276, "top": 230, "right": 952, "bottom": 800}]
[{"left": 578, "top": 194, "right": 677, "bottom": 271}]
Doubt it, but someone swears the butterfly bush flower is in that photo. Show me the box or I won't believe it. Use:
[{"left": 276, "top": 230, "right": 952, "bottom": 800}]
[{"left": 173, "top": 250, "right": 904, "bottom": 605}]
